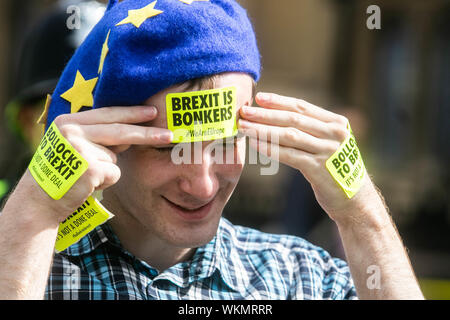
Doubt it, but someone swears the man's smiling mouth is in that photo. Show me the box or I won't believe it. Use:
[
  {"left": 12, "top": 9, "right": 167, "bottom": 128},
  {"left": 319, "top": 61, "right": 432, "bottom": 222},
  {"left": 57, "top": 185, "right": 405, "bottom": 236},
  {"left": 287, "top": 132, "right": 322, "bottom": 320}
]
[{"left": 161, "top": 196, "right": 214, "bottom": 212}]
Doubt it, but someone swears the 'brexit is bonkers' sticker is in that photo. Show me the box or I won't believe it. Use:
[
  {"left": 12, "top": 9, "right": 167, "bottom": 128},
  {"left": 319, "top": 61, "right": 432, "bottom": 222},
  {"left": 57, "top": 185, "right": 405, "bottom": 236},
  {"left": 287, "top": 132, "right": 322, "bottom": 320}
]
[{"left": 166, "top": 86, "right": 237, "bottom": 143}]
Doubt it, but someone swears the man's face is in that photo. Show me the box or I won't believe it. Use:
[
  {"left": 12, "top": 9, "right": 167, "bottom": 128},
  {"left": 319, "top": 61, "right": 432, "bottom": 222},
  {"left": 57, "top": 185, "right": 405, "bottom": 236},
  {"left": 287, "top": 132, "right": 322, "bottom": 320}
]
[{"left": 106, "top": 72, "right": 254, "bottom": 248}]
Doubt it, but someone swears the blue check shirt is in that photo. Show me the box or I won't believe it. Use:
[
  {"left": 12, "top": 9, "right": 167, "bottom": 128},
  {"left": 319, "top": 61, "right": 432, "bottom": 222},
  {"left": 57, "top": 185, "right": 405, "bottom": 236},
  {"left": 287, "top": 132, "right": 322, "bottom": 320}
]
[{"left": 45, "top": 218, "right": 357, "bottom": 300}]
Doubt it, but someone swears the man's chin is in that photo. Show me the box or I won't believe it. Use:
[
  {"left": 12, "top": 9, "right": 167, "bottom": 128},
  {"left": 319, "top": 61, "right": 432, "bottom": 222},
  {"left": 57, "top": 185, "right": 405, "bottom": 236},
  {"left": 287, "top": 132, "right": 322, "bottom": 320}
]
[{"left": 163, "top": 217, "right": 221, "bottom": 249}]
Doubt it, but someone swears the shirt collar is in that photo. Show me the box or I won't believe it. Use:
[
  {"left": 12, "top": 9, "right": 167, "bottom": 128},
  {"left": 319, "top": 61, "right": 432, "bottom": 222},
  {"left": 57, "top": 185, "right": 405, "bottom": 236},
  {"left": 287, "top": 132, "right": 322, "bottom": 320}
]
[
  {"left": 61, "top": 218, "right": 248, "bottom": 294},
  {"left": 61, "top": 222, "right": 121, "bottom": 256},
  {"left": 215, "top": 218, "right": 251, "bottom": 293}
]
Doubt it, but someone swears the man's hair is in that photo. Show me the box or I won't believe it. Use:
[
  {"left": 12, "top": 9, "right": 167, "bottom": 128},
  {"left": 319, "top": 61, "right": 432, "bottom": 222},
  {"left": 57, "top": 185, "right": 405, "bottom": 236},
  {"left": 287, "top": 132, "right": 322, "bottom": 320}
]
[{"left": 185, "top": 74, "right": 257, "bottom": 102}]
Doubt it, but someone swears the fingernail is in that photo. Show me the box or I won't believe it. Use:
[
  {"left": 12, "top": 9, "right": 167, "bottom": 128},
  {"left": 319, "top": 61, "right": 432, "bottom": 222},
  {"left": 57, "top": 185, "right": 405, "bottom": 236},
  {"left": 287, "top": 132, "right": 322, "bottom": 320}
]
[
  {"left": 257, "top": 93, "right": 269, "bottom": 102},
  {"left": 238, "top": 119, "right": 250, "bottom": 128},
  {"left": 145, "top": 106, "right": 157, "bottom": 116},
  {"left": 159, "top": 132, "right": 173, "bottom": 142},
  {"left": 243, "top": 106, "right": 255, "bottom": 115}
]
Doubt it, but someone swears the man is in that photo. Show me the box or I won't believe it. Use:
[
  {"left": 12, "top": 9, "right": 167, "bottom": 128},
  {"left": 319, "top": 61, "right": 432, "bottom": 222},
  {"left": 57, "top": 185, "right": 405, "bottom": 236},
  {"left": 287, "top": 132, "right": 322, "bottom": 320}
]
[{"left": 0, "top": 0, "right": 423, "bottom": 299}]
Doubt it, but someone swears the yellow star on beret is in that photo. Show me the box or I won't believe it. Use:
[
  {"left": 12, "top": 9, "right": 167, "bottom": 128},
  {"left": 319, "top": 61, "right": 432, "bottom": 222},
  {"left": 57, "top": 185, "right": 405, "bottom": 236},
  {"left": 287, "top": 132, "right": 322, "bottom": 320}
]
[
  {"left": 98, "top": 30, "right": 111, "bottom": 74},
  {"left": 60, "top": 70, "right": 98, "bottom": 114},
  {"left": 116, "top": 1, "right": 163, "bottom": 28}
]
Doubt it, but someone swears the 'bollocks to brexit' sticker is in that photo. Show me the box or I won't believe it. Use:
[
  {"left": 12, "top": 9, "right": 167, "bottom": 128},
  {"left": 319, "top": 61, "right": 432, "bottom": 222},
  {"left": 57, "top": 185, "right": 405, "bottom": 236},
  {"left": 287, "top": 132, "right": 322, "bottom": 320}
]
[
  {"left": 28, "top": 121, "right": 89, "bottom": 200},
  {"left": 166, "top": 86, "right": 238, "bottom": 143},
  {"left": 29, "top": 120, "right": 114, "bottom": 252},
  {"left": 55, "top": 192, "right": 114, "bottom": 252},
  {"left": 325, "top": 123, "right": 366, "bottom": 198}
]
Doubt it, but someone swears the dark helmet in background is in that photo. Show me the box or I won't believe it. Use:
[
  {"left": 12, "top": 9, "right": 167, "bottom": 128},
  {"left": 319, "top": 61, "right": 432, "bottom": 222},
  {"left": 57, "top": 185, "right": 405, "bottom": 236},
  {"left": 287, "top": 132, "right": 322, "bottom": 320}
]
[
  {"left": 6, "top": 0, "right": 106, "bottom": 144},
  {"left": 0, "top": 0, "right": 106, "bottom": 203},
  {"left": 12, "top": 0, "right": 107, "bottom": 105}
]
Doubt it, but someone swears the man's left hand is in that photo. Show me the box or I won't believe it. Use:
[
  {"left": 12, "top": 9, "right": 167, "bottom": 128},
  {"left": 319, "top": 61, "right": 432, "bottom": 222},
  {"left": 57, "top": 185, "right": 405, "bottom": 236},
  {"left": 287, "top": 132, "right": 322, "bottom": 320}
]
[{"left": 238, "top": 92, "right": 377, "bottom": 224}]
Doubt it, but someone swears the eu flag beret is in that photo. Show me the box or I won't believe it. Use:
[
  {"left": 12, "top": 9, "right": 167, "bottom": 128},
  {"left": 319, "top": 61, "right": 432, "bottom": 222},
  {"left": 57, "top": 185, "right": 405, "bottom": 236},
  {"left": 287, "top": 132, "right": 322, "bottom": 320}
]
[{"left": 46, "top": 0, "right": 261, "bottom": 127}]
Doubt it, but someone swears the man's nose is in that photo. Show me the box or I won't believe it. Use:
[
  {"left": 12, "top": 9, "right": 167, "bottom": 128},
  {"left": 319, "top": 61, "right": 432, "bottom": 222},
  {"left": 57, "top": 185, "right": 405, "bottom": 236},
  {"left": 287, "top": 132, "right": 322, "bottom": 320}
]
[{"left": 177, "top": 146, "right": 219, "bottom": 200}]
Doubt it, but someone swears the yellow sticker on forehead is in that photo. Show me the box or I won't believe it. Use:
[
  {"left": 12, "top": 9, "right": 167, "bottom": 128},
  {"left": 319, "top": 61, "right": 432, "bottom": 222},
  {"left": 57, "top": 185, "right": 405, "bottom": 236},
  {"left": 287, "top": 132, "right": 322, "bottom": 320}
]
[{"left": 166, "top": 86, "right": 238, "bottom": 143}]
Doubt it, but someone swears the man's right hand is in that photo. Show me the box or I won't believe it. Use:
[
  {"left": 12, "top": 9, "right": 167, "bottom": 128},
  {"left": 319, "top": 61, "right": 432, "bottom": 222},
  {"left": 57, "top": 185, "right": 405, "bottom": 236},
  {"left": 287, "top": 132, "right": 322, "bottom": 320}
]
[
  {"left": 25, "top": 105, "right": 173, "bottom": 223},
  {"left": 0, "top": 105, "right": 173, "bottom": 299}
]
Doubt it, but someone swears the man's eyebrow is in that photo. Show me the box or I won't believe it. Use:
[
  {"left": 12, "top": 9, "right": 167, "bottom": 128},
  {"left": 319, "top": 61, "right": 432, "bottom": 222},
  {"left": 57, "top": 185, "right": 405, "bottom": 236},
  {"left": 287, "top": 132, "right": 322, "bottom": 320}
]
[{"left": 153, "top": 144, "right": 174, "bottom": 149}]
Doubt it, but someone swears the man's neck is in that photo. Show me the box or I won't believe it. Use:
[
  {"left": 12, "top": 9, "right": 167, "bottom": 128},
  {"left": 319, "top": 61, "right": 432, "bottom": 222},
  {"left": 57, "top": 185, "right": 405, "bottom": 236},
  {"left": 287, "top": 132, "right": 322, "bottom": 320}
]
[{"left": 110, "top": 218, "right": 195, "bottom": 272}]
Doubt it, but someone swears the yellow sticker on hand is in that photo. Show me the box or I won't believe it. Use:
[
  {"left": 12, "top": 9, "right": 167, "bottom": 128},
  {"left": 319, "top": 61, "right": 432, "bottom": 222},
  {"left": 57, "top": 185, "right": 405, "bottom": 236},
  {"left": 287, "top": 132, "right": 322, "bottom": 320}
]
[
  {"left": 326, "top": 123, "right": 366, "bottom": 198},
  {"left": 166, "top": 86, "right": 237, "bottom": 143},
  {"left": 28, "top": 122, "right": 89, "bottom": 200},
  {"left": 55, "top": 193, "right": 114, "bottom": 252}
]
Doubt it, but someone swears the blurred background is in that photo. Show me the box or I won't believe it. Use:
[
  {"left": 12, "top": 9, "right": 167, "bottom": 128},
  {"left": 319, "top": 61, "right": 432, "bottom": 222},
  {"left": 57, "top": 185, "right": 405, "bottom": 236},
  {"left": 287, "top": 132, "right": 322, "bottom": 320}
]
[{"left": 0, "top": 0, "right": 448, "bottom": 299}]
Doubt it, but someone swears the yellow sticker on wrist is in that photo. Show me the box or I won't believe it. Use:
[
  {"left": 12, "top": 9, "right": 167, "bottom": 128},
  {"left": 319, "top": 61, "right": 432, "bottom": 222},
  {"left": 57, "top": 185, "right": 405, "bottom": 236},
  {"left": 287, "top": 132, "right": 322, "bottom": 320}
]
[
  {"left": 28, "top": 121, "right": 89, "bottom": 200},
  {"left": 55, "top": 193, "right": 114, "bottom": 253},
  {"left": 166, "top": 86, "right": 237, "bottom": 143},
  {"left": 325, "top": 123, "right": 366, "bottom": 198}
]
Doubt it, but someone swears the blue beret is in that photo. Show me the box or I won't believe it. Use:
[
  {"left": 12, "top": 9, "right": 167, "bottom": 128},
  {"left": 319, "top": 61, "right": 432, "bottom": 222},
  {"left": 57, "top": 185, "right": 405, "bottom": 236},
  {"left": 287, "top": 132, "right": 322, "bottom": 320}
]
[{"left": 46, "top": 0, "right": 261, "bottom": 127}]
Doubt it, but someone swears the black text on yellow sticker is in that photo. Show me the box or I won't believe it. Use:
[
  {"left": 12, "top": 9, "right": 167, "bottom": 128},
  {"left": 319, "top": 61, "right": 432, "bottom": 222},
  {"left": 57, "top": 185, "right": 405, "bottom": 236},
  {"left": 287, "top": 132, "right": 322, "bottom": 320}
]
[
  {"left": 166, "top": 86, "right": 237, "bottom": 143},
  {"left": 28, "top": 122, "right": 89, "bottom": 200},
  {"left": 325, "top": 123, "right": 366, "bottom": 198}
]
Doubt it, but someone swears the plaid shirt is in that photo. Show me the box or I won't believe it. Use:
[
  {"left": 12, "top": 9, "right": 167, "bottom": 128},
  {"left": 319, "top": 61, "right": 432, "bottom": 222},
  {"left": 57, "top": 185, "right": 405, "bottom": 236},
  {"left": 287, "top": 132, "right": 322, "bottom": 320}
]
[{"left": 45, "top": 217, "right": 357, "bottom": 300}]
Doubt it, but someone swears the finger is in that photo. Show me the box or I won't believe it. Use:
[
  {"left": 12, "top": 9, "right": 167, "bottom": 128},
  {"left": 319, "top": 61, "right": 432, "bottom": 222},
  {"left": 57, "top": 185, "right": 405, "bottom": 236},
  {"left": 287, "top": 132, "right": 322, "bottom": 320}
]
[
  {"left": 255, "top": 92, "right": 347, "bottom": 124},
  {"left": 248, "top": 137, "right": 316, "bottom": 174},
  {"left": 55, "top": 106, "right": 158, "bottom": 126},
  {"left": 77, "top": 160, "right": 121, "bottom": 191},
  {"left": 109, "top": 144, "right": 131, "bottom": 154},
  {"left": 69, "top": 136, "right": 118, "bottom": 163},
  {"left": 240, "top": 105, "right": 336, "bottom": 139},
  {"left": 239, "top": 119, "right": 337, "bottom": 155},
  {"left": 95, "top": 161, "right": 122, "bottom": 191},
  {"left": 80, "top": 123, "right": 173, "bottom": 146}
]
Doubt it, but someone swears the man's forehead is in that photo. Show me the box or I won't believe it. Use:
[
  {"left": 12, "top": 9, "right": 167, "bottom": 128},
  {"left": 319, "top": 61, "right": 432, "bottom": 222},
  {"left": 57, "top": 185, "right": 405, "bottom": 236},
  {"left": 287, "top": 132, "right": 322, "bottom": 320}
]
[
  {"left": 142, "top": 73, "right": 253, "bottom": 130},
  {"left": 142, "top": 84, "right": 187, "bottom": 129}
]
